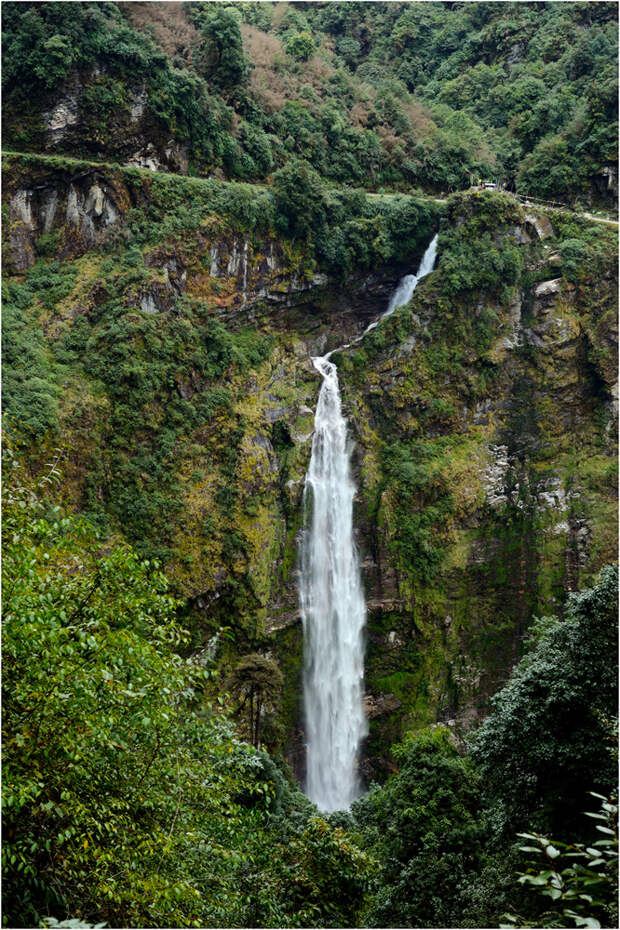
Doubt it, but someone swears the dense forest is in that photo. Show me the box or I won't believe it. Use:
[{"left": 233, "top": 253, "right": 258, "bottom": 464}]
[
  {"left": 2, "top": 3, "right": 618, "bottom": 930},
  {"left": 2, "top": 1, "right": 618, "bottom": 199}
]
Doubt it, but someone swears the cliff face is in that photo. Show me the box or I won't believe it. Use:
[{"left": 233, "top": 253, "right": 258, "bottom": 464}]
[
  {"left": 3, "top": 155, "right": 617, "bottom": 778},
  {"left": 344, "top": 195, "right": 618, "bottom": 778}
]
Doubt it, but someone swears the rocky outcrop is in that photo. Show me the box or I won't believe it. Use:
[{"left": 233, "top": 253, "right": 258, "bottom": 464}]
[
  {"left": 43, "top": 91, "right": 81, "bottom": 143},
  {"left": 341, "top": 202, "right": 617, "bottom": 765},
  {"left": 534, "top": 277, "right": 562, "bottom": 297},
  {"left": 4, "top": 173, "right": 124, "bottom": 271},
  {"left": 525, "top": 212, "right": 554, "bottom": 240},
  {"left": 364, "top": 692, "right": 402, "bottom": 719}
]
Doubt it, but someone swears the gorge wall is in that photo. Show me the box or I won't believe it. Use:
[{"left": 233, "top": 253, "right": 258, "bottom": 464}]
[{"left": 3, "top": 153, "right": 617, "bottom": 783}]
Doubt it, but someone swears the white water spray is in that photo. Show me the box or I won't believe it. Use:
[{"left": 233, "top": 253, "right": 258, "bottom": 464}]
[{"left": 300, "top": 234, "right": 438, "bottom": 812}]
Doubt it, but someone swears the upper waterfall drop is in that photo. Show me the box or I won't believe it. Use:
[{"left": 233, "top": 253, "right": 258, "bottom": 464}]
[
  {"left": 300, "top": 233, "right": 438, "bottom": 812},
  {"left": 362, "top": 233, "right": 438, "bottom": 338}
]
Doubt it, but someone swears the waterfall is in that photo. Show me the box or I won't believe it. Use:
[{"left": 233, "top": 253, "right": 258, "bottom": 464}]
[
  {"left": 362, "top": 234, "right": 438, "bottom": 338},
  {"left": 299, "top": 356, "right": 367, "bottom": 811},
  {"left": 300, "top": 233, "right": 438, "bottom": 812}
]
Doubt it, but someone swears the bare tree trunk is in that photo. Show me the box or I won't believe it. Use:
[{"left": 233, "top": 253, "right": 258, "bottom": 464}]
[
  {"left": 255, "top": 695, "right": 262, "bottom": 747},
  {"left": 249, "top": 685, "right": 254, "bottom": 745}
]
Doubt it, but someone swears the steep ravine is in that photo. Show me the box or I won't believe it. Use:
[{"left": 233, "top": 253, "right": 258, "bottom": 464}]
[{"left": 3, "top": 157, "right": 617, "bottom": 783}]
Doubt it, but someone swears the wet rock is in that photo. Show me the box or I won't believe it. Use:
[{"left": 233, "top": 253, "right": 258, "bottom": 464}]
[
  {"left": 227, "top": 238, "right": 242, "bottom": 276},
  {"left": 140, "top": 293, "right": 158, "bottom": 314},
  {"left": 102, "top": 197, "right": 119, "bottom": 227},
  {"left": 597, "top": 165, "right": 617, "bottom": 194},
  {"left": 85, "top": 183, "right": 105, "bottom": 217},
  {"left": 11, "top": 188, "right": 33, "bottom": 226},
  {"left": 264, "top": 405, "right": 292, "bottom": 424},
  {"left": 164, "top": 140, "right": 189, "bottom": 174},
  {"left": 264, "top": 610, "right": 302, "bottom": 635},
  {"left": 209, "top": 245, "right": 220, "bottom": 276},
  {"left": 129, "top": 88, "right": 147, "bottom": 122},
  {"left": 509, "top": 225, "right": 531, "bottom": 245},
  {"left": 9, "top": 189, "right": 36, "bottom": 270},
  {"left": 506, "top": 42, "right": 524, "bottom": 68},
  {"left": 9, "top": 225, "right": 36, "bottom": 271},
  {"left": 525, "top": 212, "right": 554, "bottom": 240},
  {"left": 537, "top": 478, "right": 567, "bottom": 512},
  {"left": 364, "top": 692, "right": 402, "bottom": 719},
  {"left": 126, "top": 143, "right": 163, "bottom": 172},
  {"left": 535, "top": 278, "right": 562, "bottom": 297},
  {"left": 41, "top": 189, "right": 59, "bottom": 231},
  {"left": 66, "top": 185, "right": 81, "bottom": 225},
  {"left": 482, "top": 444, "right": 510, "bottom": 506},
  {"left": 44, "top": 93, "right": 80, "bottom": 141}
]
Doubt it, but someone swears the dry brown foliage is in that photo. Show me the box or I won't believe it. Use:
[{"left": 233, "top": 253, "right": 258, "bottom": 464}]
[
  {"left": 349, "top": 101, "right": 369, "bottom": 128},
  {"left": 304, "top": 52, "right": 336, "bottom": 87},
  {"left": 120, "top": 1, "right": 200, "bottom": 67},
  {"left": 241, "top": 23, "right": 294, "bottom": 112},
  {"left": 241, "top": 21, "right": 342, "bottom": 115},
  {"left": 271, "top": 3, "right": 292, "bottom": 29},
  {"left": 377, "top": 125, "right": 404, "bottom": 155},
  {"left": 240, "top": 23, "right": 283, "bottom": 68},
  {"left": 402, "top": 100, "right": 434, "bottom": 135}
]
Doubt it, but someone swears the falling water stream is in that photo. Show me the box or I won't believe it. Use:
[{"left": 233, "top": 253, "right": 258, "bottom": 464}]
[{"left": 300, "top": 234, "right": 438, "bottom": 811}]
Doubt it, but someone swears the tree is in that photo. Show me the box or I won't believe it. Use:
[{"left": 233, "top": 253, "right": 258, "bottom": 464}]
[
  {"left": 470, "top": 566, "right": 619, "bottom": 841},
  {"left": 501, "top": 795, "right": 618, "bottom": 929},
  {"left": 227, "top": 653, "right": 283, "bottom": 747},
  {"left": 1, "top": 451, "right": 268, "bottom": 927},
  {"left": 284, "top": 31, "right": 315, "bottom": 62},
  {"left": 199, "top": 6, "right": 249, "bottom": 90},
  {"left": 272, "top": 157, "right": 328, "bottom": 241},
  {"left": 352, "top": 727, "right": 486, "bottom": 928}
]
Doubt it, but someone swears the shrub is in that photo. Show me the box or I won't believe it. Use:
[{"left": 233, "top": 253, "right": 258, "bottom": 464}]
[
  {"left": 470, "top": 566, "right": 619, "bottom": 841},
  {"left": 352, "top": 727, "right": 486, "bottom": 928}
]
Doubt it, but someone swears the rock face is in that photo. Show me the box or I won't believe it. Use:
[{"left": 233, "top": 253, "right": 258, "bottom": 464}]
[
  {"left": 534, "top": 278, "right": 562, "bottom": 297},
  {"left": 44, "top": 93, "right": 81, "bottom": 142},
  {"left": 5, "top": 174, "right": 124, "bottom": 271},
  {"left": 342, "top": 203, "right": 617, "bottom": 776},
  {"left": 525, "top": 212, "right": 554, "bottom": 240},
  {"left": 3, "top": 158, "right": 616, "bottom": 783},
  {"left": 13, "top": 64, "right": 189, "bottom": 175},
  {"left": 2, "top": 160, "right": 402, "bottom": 350}
]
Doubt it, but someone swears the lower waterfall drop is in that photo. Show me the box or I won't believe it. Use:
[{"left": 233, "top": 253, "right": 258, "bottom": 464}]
[
  {"left": 300, "top": 234, "right": 438, "bottom": 812},
  {"left": 299, "top": 355, "right": 367, "bottom": 812}
]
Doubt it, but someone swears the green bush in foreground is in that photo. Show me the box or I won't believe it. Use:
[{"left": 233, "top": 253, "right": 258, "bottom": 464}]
[
  {"left": 1, "top": 451, "right": 372, "bottom": 928},
  {"left": 470, "top": 564, "right": 619, "bottom": 841},
  {"left": 501, "top": 795, "right": 618, "bottom": 929},
  {"left": 352, "top": 727, "right": 486, "bottom": 928}
]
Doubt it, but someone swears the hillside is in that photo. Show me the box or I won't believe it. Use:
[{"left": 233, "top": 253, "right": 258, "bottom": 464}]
[
  {"left": 2, "top": 2, "right": 618, "bottom": 202},
  {"left": 2, "top": 4, "right": 618, "bottom": 930}
]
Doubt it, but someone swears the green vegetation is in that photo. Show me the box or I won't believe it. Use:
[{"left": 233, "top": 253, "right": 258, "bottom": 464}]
[
  {"left": 350, "top": 568, "right": 618, "bottom": 930},
  {"left": 352, "top": 728, "right": 486, "bottom": 928},
  {"left": 1, "top": 5, "right": 618, "bottom": 928},
  {"left": 3, "top": 2, "right": 617, "bottom": 202},
  {"left": 470, "top": 565, "right": 619, "bottom": 840},
  {"left": 2, "top": 452, "right": 373, "bottom": 929},
  {"left": 2, "top": 277, "right": 61, "bottom": 437},
  {"left": 334, "top": 188, "right": 618, "bottom": 778},
  {"left": 4, "top": 442, "right": 615, "bottom": 927},
  {"left": 502, "top": 797, "right": 618, "bottom": 929}
]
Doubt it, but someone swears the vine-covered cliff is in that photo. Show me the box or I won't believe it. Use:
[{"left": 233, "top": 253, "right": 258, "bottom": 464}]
[{"left": 3, "top": 150, "right": 617, "bottom": 778}]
